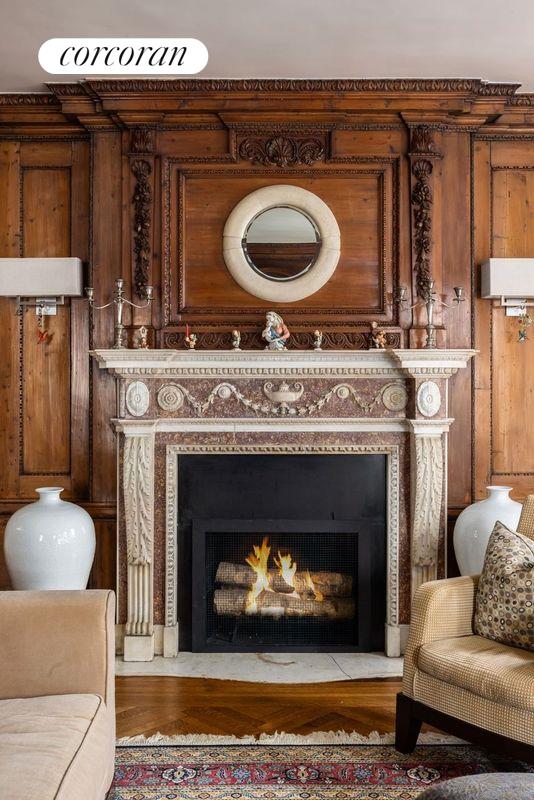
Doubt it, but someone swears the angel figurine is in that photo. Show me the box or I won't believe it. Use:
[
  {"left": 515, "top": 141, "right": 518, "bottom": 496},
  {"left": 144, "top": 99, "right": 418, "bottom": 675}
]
[{"left": 262, "top": 311, "right": 290, "bottom": 351}]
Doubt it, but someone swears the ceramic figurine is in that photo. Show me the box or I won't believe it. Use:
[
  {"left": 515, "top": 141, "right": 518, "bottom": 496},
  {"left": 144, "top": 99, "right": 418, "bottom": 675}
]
[
  {"left": 184, "top": 324, "right": 197, "bottom": 350},
  {"left": 231, "top": 329, "right": 241, "bottom": 350},
  {"left": 262, "top": 311, "right": 290, "bottom": 351},
  {"left": 136, "top": 325, "right": 149, "bottom": 349},
  {"left": 370, "top": 320, "right": 387, "bottom": 349},
  {"left": 313, "top": 330, "right": 323, "bottom": 351}
]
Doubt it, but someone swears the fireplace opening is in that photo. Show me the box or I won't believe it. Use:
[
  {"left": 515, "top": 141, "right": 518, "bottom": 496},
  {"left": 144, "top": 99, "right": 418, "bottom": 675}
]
[{"left": 178, "top": 454, "right": 387, "bottom": 652}]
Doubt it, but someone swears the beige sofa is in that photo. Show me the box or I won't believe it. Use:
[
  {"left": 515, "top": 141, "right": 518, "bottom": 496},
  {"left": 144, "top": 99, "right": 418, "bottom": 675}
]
[{"left": 0, "top": 590, "right": 115, "bottom": 800}]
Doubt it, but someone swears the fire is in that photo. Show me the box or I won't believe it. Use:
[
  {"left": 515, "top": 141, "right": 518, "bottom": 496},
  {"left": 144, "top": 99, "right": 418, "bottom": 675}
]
[
  {"left": 274, "top": 551, "right": 298, "bottom": 593},
  {"left": 243, "top": 537, "right": 325, "bottom": 613},
  {"left": 305, "top": 570, "right": 324, "bottom": 603},
  {"left": 245, "top": 536, "right": 272, "bottom": 614}
]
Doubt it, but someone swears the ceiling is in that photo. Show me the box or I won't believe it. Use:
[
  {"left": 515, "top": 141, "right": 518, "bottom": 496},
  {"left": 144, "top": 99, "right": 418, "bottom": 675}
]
[{"left": 2, "top": 0, "right": 534, "bottom": 94}]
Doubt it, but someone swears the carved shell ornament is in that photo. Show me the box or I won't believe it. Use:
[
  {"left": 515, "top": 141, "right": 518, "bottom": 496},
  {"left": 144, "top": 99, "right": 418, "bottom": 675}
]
[
  {"left": 126, "top": 380, "right": 150, "bottom": 417},
  {"left": 417, "top": 380, "right": 442, "bottom": 418}
]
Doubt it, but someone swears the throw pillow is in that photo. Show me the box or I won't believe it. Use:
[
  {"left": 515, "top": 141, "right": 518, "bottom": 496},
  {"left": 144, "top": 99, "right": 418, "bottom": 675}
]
[{"left": 474, "top": 520, "right": 534, "bottom": 652}]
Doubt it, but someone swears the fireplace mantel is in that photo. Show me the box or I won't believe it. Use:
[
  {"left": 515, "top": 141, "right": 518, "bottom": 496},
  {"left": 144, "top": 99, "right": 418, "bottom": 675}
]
[
  {"left": 92, "top": 348, "right": 475, "bottom": 375},
  {"left": 92, "top": 347, "right": 475, "bottom": 661}
]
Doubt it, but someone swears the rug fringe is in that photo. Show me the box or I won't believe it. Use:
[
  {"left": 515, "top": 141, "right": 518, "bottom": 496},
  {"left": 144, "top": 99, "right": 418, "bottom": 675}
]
[{"left": 116, "top": 730, "right": 463, "bottom": 747}]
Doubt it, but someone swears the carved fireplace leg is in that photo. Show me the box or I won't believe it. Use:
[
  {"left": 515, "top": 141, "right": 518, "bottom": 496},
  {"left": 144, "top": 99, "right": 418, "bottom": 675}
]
[
  {"left": 409, "top": 423, "right": 446, "bottom": 598},
  {"left": 123, "top": 431, "right": 155, "bottom": 661}
]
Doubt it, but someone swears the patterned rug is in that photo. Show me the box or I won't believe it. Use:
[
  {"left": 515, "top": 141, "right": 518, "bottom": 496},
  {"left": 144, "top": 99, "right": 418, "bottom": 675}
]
[{"left": 111, "top": 741, "right": 531, "bottom": 799}]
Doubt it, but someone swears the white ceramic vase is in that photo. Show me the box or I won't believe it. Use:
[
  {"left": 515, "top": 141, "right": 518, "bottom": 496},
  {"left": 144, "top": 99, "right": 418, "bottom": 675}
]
[
  {"left": 4, "top": 487, "right": 96, "bottom": 589},
  {"left": 453, "top": 485, "right": 522, "bottom": 575}
]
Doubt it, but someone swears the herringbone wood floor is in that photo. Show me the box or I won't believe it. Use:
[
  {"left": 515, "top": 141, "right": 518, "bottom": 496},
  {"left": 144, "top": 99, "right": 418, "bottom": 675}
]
[{"left": 116, "top": 677, "right": 405, "bottom": 738}]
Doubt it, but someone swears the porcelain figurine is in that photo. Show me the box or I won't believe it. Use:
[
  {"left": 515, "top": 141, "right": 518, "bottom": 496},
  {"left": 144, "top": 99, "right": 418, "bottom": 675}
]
[
  {"left": 262, "top": 311, "right": 290, "bottom": 351},
  {"left": 231, "top": 329, "right": 241, "bottom": 350},
  {"left": 312, "top": 330, "right": 323, "bottom": 350},
  {"left": 370, "top": 320, "right": 387, "bottom": 349},
  {"left": 4, "top": 487, "right": 96, "bottom": 589},
  {"left": 136, "top": 325, "right": 149, "bottom": 349},
  {"left": 184, "top": 324, "right": 198, "bottom": 350}
]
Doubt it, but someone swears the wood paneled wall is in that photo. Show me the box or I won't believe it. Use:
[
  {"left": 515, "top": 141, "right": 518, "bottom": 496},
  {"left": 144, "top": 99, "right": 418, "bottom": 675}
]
[{"left": 1, "top": 79, "right": 534, "bottom": 590}]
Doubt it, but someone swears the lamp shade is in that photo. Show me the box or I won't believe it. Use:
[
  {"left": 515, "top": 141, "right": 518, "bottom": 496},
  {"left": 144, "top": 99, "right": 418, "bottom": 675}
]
[
  {"left": 0, "top": 258, "right": 83, "bottom": 297},
  {"left": 481, "top": 258, "right": 534, "bottom": 299}
]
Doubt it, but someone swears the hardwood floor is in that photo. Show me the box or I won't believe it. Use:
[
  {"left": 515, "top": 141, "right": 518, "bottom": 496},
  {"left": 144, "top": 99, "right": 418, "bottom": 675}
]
[{"left": 116, "top": 676, "right": 403, "bottom": 739}]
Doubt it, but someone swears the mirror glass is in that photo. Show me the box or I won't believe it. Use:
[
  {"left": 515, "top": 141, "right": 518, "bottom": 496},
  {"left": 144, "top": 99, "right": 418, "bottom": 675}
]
[{"left": 242, "top": 206, "right": 321, "bottom": 281}]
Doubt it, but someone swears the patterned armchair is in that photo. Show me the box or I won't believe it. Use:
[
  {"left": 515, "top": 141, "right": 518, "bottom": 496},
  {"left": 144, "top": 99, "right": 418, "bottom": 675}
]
[{"left": 395, "top": 496, "right": 534, "bottom": 760}]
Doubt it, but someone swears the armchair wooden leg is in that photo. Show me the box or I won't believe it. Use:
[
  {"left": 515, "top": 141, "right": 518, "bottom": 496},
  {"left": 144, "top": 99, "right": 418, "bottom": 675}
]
[{"left": 395, "top": 693, "right": 422, "bottom": 753}]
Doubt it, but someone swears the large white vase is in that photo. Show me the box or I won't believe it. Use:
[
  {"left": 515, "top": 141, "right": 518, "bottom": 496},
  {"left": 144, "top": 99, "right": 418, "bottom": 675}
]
[
  {"left": 4, "top": 487, "right": 96, "bottom": 589},
  {"left": 453, "top": 486, "right": 522, "bottom": 575}
]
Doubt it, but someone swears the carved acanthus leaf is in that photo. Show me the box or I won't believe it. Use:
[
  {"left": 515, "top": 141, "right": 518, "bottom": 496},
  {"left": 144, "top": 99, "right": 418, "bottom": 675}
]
[
  {"left": 123, "top": 435, "right": 154, "bottom": 565},
  {"left": 239, "top": 135, "right": 325, "bottom": 166},
  {"left": 411, "top": 435, "right": 443, "bottom": 568}
]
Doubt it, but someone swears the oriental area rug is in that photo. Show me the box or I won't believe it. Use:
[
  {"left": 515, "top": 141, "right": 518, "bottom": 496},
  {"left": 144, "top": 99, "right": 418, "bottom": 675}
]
[{"left": 110, "top": 732, "right": 532, "bottom": 799}]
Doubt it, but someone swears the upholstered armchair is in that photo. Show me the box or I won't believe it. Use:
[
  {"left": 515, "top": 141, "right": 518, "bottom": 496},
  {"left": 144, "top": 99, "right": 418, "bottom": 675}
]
[{"left": 396, "top": 497, "right": 534, "bottom": 760}]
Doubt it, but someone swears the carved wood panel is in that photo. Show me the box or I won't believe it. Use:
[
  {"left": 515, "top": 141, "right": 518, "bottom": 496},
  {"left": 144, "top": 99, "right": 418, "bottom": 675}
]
[
  {"left": 162, "top": 162, "right": 399, "bottom": 334},
  {"left": 473, "top": 138, "right": 534, "bottom": 499}
]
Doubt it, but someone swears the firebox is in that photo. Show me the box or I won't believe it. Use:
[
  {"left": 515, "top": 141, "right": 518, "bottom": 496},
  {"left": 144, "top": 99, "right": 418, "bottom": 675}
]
[{"left": 178, "top": 454, "right": 387, "bottom": 653}]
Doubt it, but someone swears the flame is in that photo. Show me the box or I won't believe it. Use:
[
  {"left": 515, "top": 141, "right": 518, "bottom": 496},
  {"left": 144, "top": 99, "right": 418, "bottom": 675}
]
[
  {"left": 305, "top": 570, "right": 324, "bottom": 602},
  {"left": 274, "top": 551, "right": 298, "bottom": 592},
  {"left": 245, "top": 537, "right": 272, "bottom": 613}
]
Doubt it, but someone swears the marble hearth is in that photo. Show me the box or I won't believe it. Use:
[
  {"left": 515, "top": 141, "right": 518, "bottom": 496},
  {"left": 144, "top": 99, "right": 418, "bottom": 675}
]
[{"left": 92, "top": 348, "right": 475, "bottom": 662}]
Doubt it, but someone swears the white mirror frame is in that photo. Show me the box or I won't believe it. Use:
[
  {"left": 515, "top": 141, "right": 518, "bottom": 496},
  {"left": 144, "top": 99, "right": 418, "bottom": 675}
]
[{"left": 223, "top": 185, "right": 341, "bottom": 302}]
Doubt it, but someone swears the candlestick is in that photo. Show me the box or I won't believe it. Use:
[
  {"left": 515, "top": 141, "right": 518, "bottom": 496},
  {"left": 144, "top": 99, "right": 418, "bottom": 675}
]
[{"left": 85, "top": 278, "right": 153, "bottom": 349}]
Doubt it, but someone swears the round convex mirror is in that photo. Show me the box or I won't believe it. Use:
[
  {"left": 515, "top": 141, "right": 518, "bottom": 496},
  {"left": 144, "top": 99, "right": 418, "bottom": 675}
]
[{"left": 242, "top": 206, "right": 321, "bottom": 281}]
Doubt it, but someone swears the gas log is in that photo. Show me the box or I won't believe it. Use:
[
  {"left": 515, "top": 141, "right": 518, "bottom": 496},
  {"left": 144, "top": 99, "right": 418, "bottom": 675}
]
[
  {"left": 214, "top": 587, "right": 356, "bottom": 619},
  {"left": 215, "top": 562, "right": 353, "bottom": 597}
]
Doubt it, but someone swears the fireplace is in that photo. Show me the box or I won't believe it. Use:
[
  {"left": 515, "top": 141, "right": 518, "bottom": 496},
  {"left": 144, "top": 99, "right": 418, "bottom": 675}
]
[
  {"left": 91, "top": 346, "right": 476, "bottom": 661},
  {"left": 178, "top": 453, "right": 386, "bottom": 652}
]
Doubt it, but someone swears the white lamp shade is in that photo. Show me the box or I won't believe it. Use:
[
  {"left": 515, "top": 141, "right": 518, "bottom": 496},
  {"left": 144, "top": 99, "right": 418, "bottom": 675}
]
[
  {"left": 0, "top": 258, "right": 83, "bottom": 297},
  {"left": 481, "top": 258, "right": 534, "bottom": 299}
]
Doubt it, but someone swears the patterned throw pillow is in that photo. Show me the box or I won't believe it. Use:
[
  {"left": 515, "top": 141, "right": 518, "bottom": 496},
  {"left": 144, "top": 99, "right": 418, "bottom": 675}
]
[{"left": 474, "top": 520, "right": 534, "bottom": 652}]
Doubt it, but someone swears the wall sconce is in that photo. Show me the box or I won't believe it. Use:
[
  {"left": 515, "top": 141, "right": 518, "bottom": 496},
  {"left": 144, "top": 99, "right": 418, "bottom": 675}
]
[
  {"left": 395, "top": 281, "right": 464, "bottom": 349},
  {"left": 481, "top": 259, "right": 534, "bottom": 342},
  {"left": 0, "top": 258, "right": 83, "bottom": 342}
]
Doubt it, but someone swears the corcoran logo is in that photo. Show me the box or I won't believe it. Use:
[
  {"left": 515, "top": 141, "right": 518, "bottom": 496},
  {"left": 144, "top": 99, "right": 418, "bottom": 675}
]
[{"left": 39, "top": 38, "right": 208, "bottom": 75}]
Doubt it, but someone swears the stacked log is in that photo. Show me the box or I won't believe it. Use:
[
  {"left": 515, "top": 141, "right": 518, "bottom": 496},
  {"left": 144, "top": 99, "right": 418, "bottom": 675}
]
[
  {"left": 214, "top": 587, "right": 355, "bottom": 619},
  {"left": 214, "top": 562, "right": 354, "bottom": 620},
  {"left": 215, "top": 562, "right": 352, "bottom": 598}
]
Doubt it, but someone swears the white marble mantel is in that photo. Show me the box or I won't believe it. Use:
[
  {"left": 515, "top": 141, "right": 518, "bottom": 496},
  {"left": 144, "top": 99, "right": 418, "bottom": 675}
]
[
  {"left": 92, "top": 347, "right": 475, "bottom": 374},
  {"left": 92, "top": 347, "right": 475, "bottom": 662}
]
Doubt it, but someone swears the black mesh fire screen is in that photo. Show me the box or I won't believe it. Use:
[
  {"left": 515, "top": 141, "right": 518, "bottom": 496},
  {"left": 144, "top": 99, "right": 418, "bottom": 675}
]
[{"left": 192, "top": 519, "right": 380, "bottom": 652}]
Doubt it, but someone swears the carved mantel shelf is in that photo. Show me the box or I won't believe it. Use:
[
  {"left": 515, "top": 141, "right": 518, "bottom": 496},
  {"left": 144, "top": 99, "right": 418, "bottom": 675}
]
[
  {"left": 91, "top": 348, "right": 475, "bottom": 662},
  {"left": 92, "top": 348, "right": 476, "bottom": 375}
]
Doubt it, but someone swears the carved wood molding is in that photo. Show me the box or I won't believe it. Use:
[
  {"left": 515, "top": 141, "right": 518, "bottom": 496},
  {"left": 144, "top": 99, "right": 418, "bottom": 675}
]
[
  {"left": 161, "top": 330, "right": 402, "bottom": 351},
  {"left": 238, "top": 135, "right": 325, "bottom": 166},
  {"left": 81, "top": 78, "right": 521, "bottom": 95},
  {"left": 409, "top": 125, "right": 442, "bottom": 299},
  {"left": 131, "top": 157, "right": 153, "bottom": 298},
  {"left": 130, "top": 127, "right": 155, "bottom": 154}
]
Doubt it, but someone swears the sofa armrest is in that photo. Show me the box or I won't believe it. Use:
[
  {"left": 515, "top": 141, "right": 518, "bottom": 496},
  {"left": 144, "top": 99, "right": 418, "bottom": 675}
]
[
  {"left": 402, "top": 576, "right": 479, "bottom": 698},
  {"left": 0, "top": 590, "right": 115, "bottom": 709}
]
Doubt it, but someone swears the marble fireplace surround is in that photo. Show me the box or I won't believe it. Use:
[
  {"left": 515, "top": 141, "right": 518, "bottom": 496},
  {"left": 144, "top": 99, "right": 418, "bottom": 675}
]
[{"left": 92, "top": 348, "right": 475, "bottom": 662}]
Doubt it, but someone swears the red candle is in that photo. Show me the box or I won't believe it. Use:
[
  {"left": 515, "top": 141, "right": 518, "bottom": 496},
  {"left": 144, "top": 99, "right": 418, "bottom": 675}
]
[{"left": 186, "top": 323, "right": 190, "bottom": 337}]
